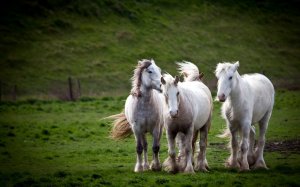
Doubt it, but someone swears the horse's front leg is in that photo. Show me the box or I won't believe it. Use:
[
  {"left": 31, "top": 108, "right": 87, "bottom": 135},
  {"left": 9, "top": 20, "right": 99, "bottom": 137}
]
[
  {"left": 164, "top": 130, "right": 178, "bottom": 173},
  {"left": 226, "top": 124, "right": 240, "bottom": 169},
  {"left": 150, "top": 127, "right": 162, "bottom": 171},
  {"left": 247, "top": 126, "right": 256, "bottom": 166},
  {"left": 183, "top": 127, "right": 194, "bottom": 173},
  {"left": 141, "top": 134, "right": 149, "bottom": 170},
  {"left": 134, "top": 133, "right": 144, "bottom": 172},
  {"left": 176, "top": 132, "right": 186, "bottom": 171},
  {"left": 239, "top": 122, "right": 251, "bottom": 171}
]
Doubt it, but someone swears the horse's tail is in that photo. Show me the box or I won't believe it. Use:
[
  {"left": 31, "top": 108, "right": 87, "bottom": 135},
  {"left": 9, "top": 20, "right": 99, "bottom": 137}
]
[
  {"left": 177, "top": 61, "right": 204, "bottom": 82},
  {"left": 107, "top": 112, "right": 132, "bottom": 140}
]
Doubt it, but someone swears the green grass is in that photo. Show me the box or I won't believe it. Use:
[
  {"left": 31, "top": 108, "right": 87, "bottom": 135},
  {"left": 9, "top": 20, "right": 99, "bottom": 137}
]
[
  {"left": 0, "top": 0, "right": 299, "bottom": 97},
  {"left": 0, "top": 90, "right": 299, "bottom": 186}
]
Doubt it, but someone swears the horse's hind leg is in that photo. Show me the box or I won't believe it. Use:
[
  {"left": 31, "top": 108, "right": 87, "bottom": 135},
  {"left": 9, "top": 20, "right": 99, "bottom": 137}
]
[
  {"left": 192, "top": 130, "right": 199, "bottom": 157},
  {"left": 247, "top": 126, "right": 256, "bottom": 166},
  {"left": 141, "top": 134, "right": 149, "bottom": 170},
  {"left": 195, "top": 121, "right": 209, "bottom": 172},
  {"left": 150, "top": 128, "right": 162, "bottom": 171},
  {"left": 253, "top": 111, "right": 271, "bottom": 170}
]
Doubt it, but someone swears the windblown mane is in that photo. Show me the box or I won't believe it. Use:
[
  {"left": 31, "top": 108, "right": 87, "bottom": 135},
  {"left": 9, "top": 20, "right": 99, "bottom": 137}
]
[
  {"left": 130, "top": 59, "right": 152, "bottom": 97},
  {"left": 177, "top": 61, "right": 203, "bottom": 81}
]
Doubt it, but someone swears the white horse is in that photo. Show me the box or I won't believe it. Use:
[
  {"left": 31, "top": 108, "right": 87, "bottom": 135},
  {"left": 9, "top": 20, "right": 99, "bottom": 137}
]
[
  {"left": 110, "top": 59, "right": 164, "bottom": 172},
  {"left": 215, "top": 61, "right": 275, "bottom": 171},
  {"left": 161, "top": 62, "right": 213, "bottom": 173}
]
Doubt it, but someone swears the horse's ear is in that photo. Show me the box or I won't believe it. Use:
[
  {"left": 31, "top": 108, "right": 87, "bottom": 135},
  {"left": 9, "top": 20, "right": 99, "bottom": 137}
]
[
  {"left": 199, "top": 72, "right": 204, "bottom": 80},
  {"left": 233, "top": 61, "right": 239, "bottom": 72},
  {"left": 161, "top": 77, "right": 166, "bottom": 85},
  {"left": 183, "top": 72, "right": 188, "bottom": 78},
  {"left": 151, "top": 59, "right": 155, "bottom": 64},
  {"left": 174, "top": 75, "right": 179, "bottom": 86}
]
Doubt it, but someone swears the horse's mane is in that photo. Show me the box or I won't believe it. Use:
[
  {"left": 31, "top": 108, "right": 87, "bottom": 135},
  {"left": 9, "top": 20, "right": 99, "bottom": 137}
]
[
  {"left": 215, "top": 62, "right": 233, "bottom": 78},
  {"left": 177, "top": 61, "right": 203, "bottom": 81},
  {"left": 130, "top": 59, "right": 152, "bottom": 97}
]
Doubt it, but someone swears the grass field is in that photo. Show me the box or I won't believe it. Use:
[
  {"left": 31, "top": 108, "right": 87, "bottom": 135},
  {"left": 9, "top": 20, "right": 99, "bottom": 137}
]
[
  {"left": 0, "top": 0, "right": 300, "bottom": 186},
  {"left": 0, "top": 90, "right": 299, "bottom": 186}
]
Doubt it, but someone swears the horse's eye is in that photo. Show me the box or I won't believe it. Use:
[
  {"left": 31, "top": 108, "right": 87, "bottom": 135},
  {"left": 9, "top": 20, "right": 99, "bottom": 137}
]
[
  {"left": 148, "top": 70, "right": 152, "bottom": 74},
  {"left": 176, "top": 92, "right": 179, "bottom": 96},
  {"left": 229, "top": 76, "right": 232, "bottom": 80}
]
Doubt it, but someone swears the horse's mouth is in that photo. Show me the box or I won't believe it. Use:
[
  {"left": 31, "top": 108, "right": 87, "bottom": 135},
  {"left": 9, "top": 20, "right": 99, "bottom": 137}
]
[
  {"left": 170, "top": 115, "right": 178, "bottom": 119},
  {"left": 219, "top": 99, "right": 226, "bottom": 102}
]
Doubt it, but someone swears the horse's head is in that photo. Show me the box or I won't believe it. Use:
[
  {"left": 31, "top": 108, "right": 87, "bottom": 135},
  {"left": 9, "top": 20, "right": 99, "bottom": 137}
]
[
  {"left": 140, "top": 59, "right": 162, "bottom": 92},
  {"left": 215, "top": 61, "right": 239, "bottom": 102},
  {"left": 161, "top": 74, "right": 180, "bottom": 118}
]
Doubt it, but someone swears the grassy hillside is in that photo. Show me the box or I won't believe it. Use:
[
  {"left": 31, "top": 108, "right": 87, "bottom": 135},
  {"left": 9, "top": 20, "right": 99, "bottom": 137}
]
[{"left": 0, "top": 0, "right": 299, "bottom": 99}]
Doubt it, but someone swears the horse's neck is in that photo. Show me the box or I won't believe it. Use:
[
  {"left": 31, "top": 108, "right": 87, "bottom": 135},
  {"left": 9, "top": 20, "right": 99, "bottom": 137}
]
[
  {"left": 229, "top": 73, "right": 245, "bottom": 106},
  {"left": 178, "top": 87, "right": 190, "bottom": 113},
  {"left": 139, "top": 85, "right": 153, "bottom": 103}
]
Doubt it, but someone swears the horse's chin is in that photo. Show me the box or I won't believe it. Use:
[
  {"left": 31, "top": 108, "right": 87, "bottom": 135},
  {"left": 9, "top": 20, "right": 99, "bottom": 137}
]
[
  {"left": 219, "top": 99, "right": 226, "bottom": 102},
  {"left": 153, "top": 87, "right": 162, "bottom": 93}
]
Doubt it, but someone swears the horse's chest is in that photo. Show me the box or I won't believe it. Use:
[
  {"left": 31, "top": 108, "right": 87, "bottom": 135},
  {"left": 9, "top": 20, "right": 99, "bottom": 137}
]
[{"left": 134, "top": 104, "right": 158, "bottom": 125}]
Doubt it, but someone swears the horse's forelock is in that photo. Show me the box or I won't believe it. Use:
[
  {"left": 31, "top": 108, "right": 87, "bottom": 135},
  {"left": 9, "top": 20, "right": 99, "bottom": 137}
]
[{"left": 215, "top": 63, "right": 234, "bottom": 78}]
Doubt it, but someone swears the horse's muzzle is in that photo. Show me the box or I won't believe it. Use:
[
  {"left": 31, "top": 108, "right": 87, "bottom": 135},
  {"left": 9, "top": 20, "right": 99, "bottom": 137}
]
[{"left": 218, "top": 94, "right": 226, "bottom": 102}]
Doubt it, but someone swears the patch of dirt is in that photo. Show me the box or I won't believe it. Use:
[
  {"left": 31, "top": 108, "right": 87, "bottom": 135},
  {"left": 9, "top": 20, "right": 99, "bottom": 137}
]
[
  {"left": 209, "top": 140, "right": 300, "bottom": 153},
  {"left": 265, "top": 139, "right": 300, "bottom": 153}
]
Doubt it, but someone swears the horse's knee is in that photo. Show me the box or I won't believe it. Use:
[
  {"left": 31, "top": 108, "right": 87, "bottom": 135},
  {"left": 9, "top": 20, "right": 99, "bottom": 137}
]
[
  {"left": 241, "top": 141, "right": 249, "bottom": 154},
  {"left": 168, "top": 150, "right": 176, "bottom": 158},
  {"left": 136, "top": 144, "right": 143, "bottom": 154},
  {"left": 152, "top": 145, "right": 160, "bottom": 154},
  {"left": 143, "top": 141, "right": 148, "bottom": 151}
]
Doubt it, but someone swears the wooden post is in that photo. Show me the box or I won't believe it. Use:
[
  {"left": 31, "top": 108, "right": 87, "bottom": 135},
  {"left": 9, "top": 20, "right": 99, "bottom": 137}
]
[
  {"left": 12, "top": 85, "right": 17, "bottom": 101},
  {"left": 77, "top": 79, "right": 81, "bottom": 98},
  {"left": 68, "top": 77, "right": 74, "bottom": 101},
  {"left": 0, "top": 81, "right": 2, "bottom": 102}
]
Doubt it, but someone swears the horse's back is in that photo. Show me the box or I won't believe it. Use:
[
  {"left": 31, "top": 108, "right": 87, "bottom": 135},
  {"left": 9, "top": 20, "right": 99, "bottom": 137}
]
[
  {"left": 180, "top": 81, "right": 212, "bottom": 128},
  {"left": 243, "top": 73, "right": 275, "bottom": 122}
]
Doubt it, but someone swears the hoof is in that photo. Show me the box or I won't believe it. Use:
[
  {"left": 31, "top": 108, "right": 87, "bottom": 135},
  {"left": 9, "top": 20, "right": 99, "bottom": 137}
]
[
  {"left": 239, "top": 168, "right": 250, "bottom": 172},
  {"left": 195, "top": 167, "right": 209, "bottom": 172},
  {"left": 247, "top": 155, "right": 256, "bottom": 166},
  {"left": 164, "top": 164, "right": 179, "bottom": 174},
  {"left": 150, "top": 161, "right": 161, "bottom": 171},
  {"left": 252, "top": 159, "right": 268, "bottom": 170},
  {"left": 195, "top": 163, "right": 209, "bottom": 172},
  {"left": 143, "top": 163, "right": 149, "bottom": 171},
  {"left": 134, "top": 164, "right": 143, "bottom": 172},
  {"left": 225, "top": 161, "right": 240, "bottom": 169},
  {"left": 183, "top": 169, "right": 195, "bottom": 174}
]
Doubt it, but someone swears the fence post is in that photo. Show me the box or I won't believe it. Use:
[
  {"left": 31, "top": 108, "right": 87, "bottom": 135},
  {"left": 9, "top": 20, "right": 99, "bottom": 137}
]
[
  {"left": 68, "top": 77, "right": 74, "bottom": 101},
  {"left": 77, "top": 79, "right": 81, "bottom": 98},
  {"left": 12, "top": 85, "right": 17, "bottom": 101},
  {"left": 0, "top": 81, "right": 2, "bottom": 102}
]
